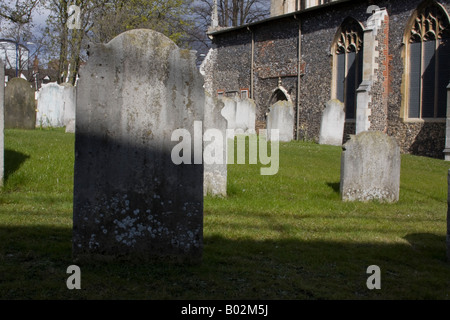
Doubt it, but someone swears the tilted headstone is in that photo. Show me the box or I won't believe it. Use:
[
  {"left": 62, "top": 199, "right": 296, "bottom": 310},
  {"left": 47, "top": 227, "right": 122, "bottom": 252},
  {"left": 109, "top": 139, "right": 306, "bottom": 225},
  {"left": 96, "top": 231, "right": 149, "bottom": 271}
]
[
  {"left": 266, "top": 100, "right": 294, "bottom": 142},
  {"left": 204, "top": 92, "right": 227, "bottom": 197},
  {"left": 340, "top": 131, "right": 400, "bottom": 202},
  {"left": 0, "top": 61, "right": 4, "bottom": 187},
  {"left": 319, "top": 99, "right": 345, "bottom": 146},
  {"left": 4, "top": 78, "right": 35, "bottom": 129},
  {"left": 73, "top": 29, "right": 204, "bottom": 263}
]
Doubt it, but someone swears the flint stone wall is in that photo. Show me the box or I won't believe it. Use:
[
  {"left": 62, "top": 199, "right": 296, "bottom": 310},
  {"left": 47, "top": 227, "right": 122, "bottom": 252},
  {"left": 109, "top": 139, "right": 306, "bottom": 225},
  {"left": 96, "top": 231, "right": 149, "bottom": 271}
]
[
  {"left": 73, "top": 29, "right": 205, "bottom": 263},
  {"left": 340, "top": 131, "right": 400, "bottom": 202}
]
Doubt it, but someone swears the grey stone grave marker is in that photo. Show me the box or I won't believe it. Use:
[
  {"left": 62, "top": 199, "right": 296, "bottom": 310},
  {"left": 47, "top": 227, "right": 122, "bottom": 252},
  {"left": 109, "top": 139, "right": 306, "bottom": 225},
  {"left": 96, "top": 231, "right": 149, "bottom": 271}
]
[
  {"left": 319, "top": 99, "right": 345, "bottom": 146},
  {"left": 73, "top": 29, "right": 204, "bottom": 263},
  {"left": 340, "top": 131, "right": 400, "bottom": 202},
  {"left": 4, "top": 78, "right": 35, "bottom": 129}
]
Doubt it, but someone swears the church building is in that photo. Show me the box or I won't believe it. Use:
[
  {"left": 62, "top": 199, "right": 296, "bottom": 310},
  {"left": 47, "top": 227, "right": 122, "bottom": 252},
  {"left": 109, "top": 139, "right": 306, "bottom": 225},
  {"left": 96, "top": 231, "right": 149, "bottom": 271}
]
[{"left": 203, "top": 0, "right": 450, "bottom": 159}]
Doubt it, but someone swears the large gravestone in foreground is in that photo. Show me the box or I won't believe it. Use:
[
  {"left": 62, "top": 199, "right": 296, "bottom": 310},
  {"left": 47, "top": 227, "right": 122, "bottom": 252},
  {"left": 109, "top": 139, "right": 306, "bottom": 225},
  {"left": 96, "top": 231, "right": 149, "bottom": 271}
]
[
  {"left": 4, "top": 78, "right": 35, "bottom": 129},
  {"left": 340, "top": 131, "right": 400, "bottom": 202},
  {"left": 0, "top": 61, "right": 4, "bottom": 187},
  {"left": 73, "top": 29, "right": 204, "bottom": 263}
]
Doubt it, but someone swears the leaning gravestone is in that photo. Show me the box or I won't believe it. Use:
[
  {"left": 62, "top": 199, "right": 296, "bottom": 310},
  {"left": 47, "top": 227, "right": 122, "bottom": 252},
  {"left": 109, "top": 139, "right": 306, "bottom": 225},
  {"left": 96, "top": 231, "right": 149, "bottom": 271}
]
[
  {"left": 0, "top": 61, "right": 4, "bottom": 187},
  {"left": 203, "top": 92, "right": 227, "bottom": 197},
  {"left": 340, "top": 131, "right": 400, "bottom": 202},
  {"left": 4, "top": 78, "right": 35, "bottom": 129},
  {"left": 73, "top": 29, "right": 204, "bottom": 263},
  {"left": 266, "top": 100, "right": 294, "bottom": 142},
  {"left": 319, "top": 99, "right": 345, "bottom": 146}
]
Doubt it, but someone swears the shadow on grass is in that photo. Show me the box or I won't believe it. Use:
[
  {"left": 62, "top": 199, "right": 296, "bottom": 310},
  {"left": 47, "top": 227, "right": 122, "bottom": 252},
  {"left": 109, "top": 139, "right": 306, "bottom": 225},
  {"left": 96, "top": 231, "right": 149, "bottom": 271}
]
[
  {"left": 0, "top": 225, "right": 449, "bottom": 300},
  {"left": 4, "top": 149, "right": 30, "bottom": 182},
  {"left": 326, "top": 182, "right": 340, "bottom": 194}
]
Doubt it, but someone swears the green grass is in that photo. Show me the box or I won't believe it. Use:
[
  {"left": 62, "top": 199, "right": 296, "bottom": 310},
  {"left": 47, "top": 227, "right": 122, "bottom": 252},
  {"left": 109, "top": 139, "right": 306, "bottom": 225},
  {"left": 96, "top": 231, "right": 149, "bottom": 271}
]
[{"left": 0, "top": 129, "right": 449, "bottom": 299}]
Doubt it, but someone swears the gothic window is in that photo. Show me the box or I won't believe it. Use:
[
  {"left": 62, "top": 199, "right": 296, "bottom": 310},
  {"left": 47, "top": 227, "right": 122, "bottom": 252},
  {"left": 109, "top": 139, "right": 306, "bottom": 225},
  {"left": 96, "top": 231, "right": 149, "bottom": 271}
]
[
  {"left": 407, "top": 2, "right": 450, "bottom": 119},
  {"left": 334, "top": 18, "right": 364, "bottom": 120}
]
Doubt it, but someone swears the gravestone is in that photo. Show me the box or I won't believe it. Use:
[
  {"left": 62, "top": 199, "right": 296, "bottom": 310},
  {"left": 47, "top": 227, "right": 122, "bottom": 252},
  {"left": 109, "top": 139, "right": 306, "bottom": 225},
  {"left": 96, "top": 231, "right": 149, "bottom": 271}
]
[
  {"left": 73, "top": 29, "right": 204, "bottom": 263},
  {"left": 36, "top": 82, "right": 64, "bottom": 127},
  {"left": 220, "top": 97, "right": 237, "bottom": 140},
  {"left": 204, "top": 92, "right": 227, "bottom": 197},
  {"left": 319, "top": 99, "right": 345, "bottom": 146},
  {"left": 235, "top": 98, "right": 256, "bottom": 135},
  {"left": 4, "top": 78, "right": 35, "bottom": 129},
  {"left": 36, "top": 82, "right": 76, "bottom": 128},
  {"left": 266, "top": 100, "right": 294, "bottom": 142},
  {"left": 340, "top": 131, "right": 400, "bottom": 202},
  {"left": 62, "top": 83, "right": 76, "bottom": 128},
  {"left": 447, "top": 170, "right": 450, "bottom": 262},
  {"left": 0, "top": 61, "right": 4, "bottom": 187}
]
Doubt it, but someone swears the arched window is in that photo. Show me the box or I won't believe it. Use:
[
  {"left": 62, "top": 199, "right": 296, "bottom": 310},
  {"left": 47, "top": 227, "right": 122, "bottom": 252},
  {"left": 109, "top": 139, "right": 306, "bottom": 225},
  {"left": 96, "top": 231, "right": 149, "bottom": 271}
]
[
  {"left": 333, "top": 18, "right": 364, "bottom": 120},
  {"left": 406, "top": 1, "right": 450, "bottom": 119}
]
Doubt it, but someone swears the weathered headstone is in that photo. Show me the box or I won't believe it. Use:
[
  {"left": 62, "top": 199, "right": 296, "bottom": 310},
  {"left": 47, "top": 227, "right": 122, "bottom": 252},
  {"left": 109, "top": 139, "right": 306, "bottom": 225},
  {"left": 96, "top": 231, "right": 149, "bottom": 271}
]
[
  {"left": 447, "top": 170, "right": 450, "bottom": 262},
  {"left": 204, "top": 92, "right": 227, "bottom": 197},
  {"left": 36, "top": 82, "right": 76, "bottom": 128},
  {"left": 73, "top": 29, "right": 204, "bottom": 263},
  {"left": 4, "top": 78, "right": 35, "bottom": 129},
  {"left": 319, "top": 99, "right": 345, "bottom": 146},
  {"left": 340, "top": 131, "right": 400, "bottom": 202},
  {"left": 266, "top": 100, "right": 294, "bottom": 142},
  {"left": 0, "top": 61, "right": 4, "bottom": 187},
  {"left": 62, "top": 83, "right": 76, "bottom": 128},
  {"left": 36, "top": 82, "right": 64, "bottom": 127},
  {"left": 220, "top": 97, "right": 237, "bottom": 140},
  {"left": 235, "top": 98, "right": 256, "bottom": 135}
]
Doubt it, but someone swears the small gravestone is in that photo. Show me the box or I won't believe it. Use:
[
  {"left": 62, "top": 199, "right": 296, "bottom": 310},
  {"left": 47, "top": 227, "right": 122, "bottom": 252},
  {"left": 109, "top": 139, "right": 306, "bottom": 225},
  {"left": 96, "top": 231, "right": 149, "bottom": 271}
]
[
  {"left": 4, "top": 78, "right": 35, "bottom": 129},
  {"left": 61, "top": 83, "right": 76, "bottom": 129},
  {"left": 235, "top": 98, "right": 256, "bottom": 135},
  {"left": 447, "top": 170, "right": 450, "bottom": 262},
  {"left": 204, "top": 92, "right": 227, "bottom": 197},
  {"left": 0, "top": 61, "right": 4, "bottom": 187},
  {"left": 266, "top": 100, "right": 294, "bottom": 142},
  {"left": 340, "top": 131, "right": 400, "bottom": 202},
  {"left": 319, "top": 99, "right": 345, "bottom": 146},
  {"left": 36, "top": 82, "right": 76, "bottom": 128},
  {"left": 73, "top": 29, "right": 204, "bottom": 263},
  {"left": 220, "top": 97, "right": 237, "bottom": 140},
  {"left": 36, "top": 82, "right": 65, "bottom": 127}
]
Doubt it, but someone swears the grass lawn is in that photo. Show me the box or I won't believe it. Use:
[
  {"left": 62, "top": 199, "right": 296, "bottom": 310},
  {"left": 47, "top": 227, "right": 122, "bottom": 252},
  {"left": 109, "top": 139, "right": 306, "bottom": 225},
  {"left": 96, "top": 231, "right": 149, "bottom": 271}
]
[{"left": 0, "top": 128, "right": 449, "bottom": 300}]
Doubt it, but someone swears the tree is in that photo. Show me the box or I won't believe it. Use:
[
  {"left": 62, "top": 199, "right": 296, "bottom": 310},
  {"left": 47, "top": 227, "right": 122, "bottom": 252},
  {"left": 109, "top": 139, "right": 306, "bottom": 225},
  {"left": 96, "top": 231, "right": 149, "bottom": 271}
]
[
  {"left": 0, "top": 0, "right": 41, "bottom": 25},
  {"left": 44, "top": 0, "right": 194, "bottom": 84}
]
